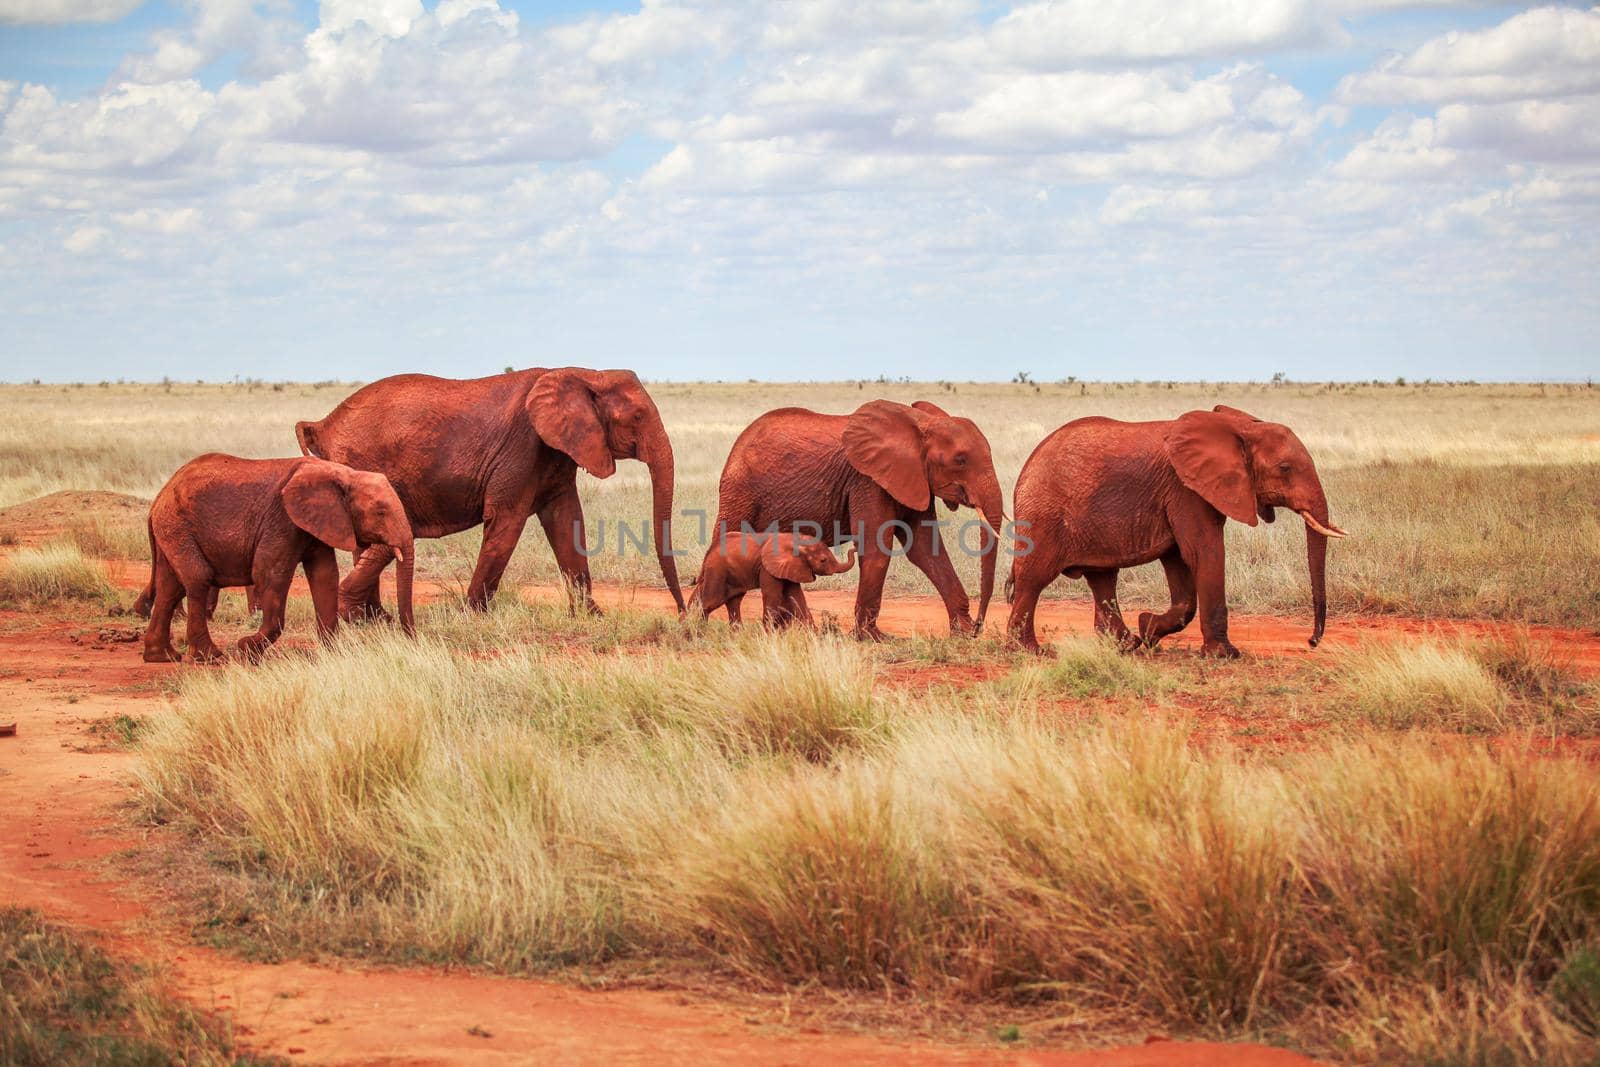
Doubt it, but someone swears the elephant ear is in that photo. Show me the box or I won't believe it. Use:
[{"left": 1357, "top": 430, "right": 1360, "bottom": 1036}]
[
  {"left": 842, "top": 400, "right": 931, "bottom": 511},
  {"left": 527, "top": 370, "right": 616, "bottom": 479},
  {"left": 911, "top": 400, "right": 951, "bottom": 418},
  {"left": 1164, "top": 412, "right": 1259, "bottom": 527},
  {"left": 1212, "top": 404, "right": 1262, "bottom": 423},
  {"left": 760, "top": 542, "right": 815, "bottom": 583},
  {"left": 282, "top": 462, "right": 359, "bottom": 551}
]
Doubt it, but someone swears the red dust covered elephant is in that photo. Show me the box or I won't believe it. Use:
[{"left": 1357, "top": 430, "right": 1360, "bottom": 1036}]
[
  {"left": 295, "top": 368, "right": 685, "bottom": 620},
  {"left": 714, "top": 400, "right": 1006, "bottom": 640},
  {"left": 139, "top": 454, "right": 414, "bottom": 663},
  {"left": 1006, "top": 405, "right": 1346, "bottom": 656}
]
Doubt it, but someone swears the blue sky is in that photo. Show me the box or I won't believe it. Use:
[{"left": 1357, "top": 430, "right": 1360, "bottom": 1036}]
[{"left": 1, "top": 0, "right": 1596, "bottom": 382}]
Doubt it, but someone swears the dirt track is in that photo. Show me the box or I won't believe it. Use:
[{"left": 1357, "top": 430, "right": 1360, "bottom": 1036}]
[{"left": 6, "top": 556, "right": 1600, "bottom": 1064}]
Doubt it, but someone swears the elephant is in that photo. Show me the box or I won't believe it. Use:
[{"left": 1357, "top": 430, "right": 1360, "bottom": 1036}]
[
  {"left": 294, "top": 368, "right": 684, "bottom": 619},
  {"left": 689, "top": 532, "right": 857, "bottom": 628},
  {"left": 140, "top": 454, "right": 414, "bottom": 663},
  {"left": 714, "top": 399, "right": 1006, "bottom": 640},
  {"left": 1006, "top": 405, "right": 1346, "bottom": 657}
]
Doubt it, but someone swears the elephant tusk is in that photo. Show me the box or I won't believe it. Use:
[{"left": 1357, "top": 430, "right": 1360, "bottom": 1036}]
[
  {"left": 392, "top": 547, "right": 406, "bottom": 563},
  {"left": 1298, "top": 511, "right": 1347, "bottom": 539}
]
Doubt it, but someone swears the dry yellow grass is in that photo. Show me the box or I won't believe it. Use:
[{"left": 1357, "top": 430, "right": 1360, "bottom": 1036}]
[
  {"left": 0, "top": 543, "right": 117, "bottom": 606},
  {"left": 134, "top": 625, "right": 1600, "bottom": 1063}
]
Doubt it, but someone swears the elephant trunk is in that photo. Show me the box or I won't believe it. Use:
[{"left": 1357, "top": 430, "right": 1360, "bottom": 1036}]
[
  {"left": 824, "top": 545, "right": 858, "bottom": 575},
  {"left": 974, "top": 476, "right": 1006, "bottom": 631},
  {"left": 1299, "top": 488, "right": 1342, "bottom": 649},
  {"left": 391, "top": 534, "right": 415, "bottom": 637},
  {"left": 639, "top": 417, "right": 686, "bottom": 613}
]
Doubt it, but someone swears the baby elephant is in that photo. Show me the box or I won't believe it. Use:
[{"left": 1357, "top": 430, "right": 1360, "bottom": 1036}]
[
  {"left": 141, "top": 454, "right": 415, "bottom": 663},
  {"left": 691, "top": 532, "right": 857, "bottom": 628}
]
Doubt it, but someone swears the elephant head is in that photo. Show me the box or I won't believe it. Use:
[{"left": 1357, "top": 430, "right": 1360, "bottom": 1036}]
[
  {"left": 841, "top": 399, "right": 1006, "bottom": 628},
  {"left": 527, "top": 368, "right": 685, "bottom": 612},
  {"left": 763, "top": 539, "right": 858, "bottom": 583},
  {"left": 283, "top": 460, "right": 416, "bottom": 635},
  {"left": 1164, "top": 405, "right": 1347, "bottom": 648}
]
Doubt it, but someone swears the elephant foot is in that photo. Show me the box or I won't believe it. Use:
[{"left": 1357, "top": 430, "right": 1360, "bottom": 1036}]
[
  {"left": 1200, "top": 639, "right": 1242, "bottom": 659},
  {"left": 236, "top": 634, "right": 274, "bottom": 662},
  {"left": 854, "top": 624, "right": 888, "bottom": 642},
  {"left": 948, "top": 614, "right": 978, "bottom": 638},
  {"left": 188, "top": 643, "right": 225, "bottom": 664},
  {"left": 339, "top": 598, "right": 392, "bottom": 624},
  {"left": 143, "top": 645, "right": 181, "bottom": 664}
]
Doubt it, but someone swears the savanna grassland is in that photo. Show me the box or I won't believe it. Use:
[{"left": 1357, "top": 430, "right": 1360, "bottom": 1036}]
[
  {"left": 4, "top": 378, "right": 1600, "bottom": 1065},
  {"left": 4, "top": 377, "right": 1599, "bottom": 626}
]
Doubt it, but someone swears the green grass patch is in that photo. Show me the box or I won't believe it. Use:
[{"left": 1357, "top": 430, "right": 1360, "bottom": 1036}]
[{"left": 0, "top": 907, "right": 267, "bottom": 1066}]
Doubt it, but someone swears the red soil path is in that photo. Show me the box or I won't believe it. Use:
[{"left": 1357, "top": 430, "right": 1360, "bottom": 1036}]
[{"left": 0, "top": 615, "right": 1323, "bottom": 1065}]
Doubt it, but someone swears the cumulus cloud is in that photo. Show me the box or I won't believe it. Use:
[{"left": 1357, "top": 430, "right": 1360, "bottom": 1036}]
[
  {"left": 0, "top": 0, "right": 141, "bottom": 25},
  {"left": 1338, "top": 6, "right": 1600, "bottom": 104},
  {"left": 990, "top": 0, "right": 1338, "bottom": 64}
]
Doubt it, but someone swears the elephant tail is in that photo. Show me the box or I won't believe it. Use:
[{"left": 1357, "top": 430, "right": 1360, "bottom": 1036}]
[
  {"left": 132, "top": 518, "right": 157, "bottom": 618},
  {"left": 295, "top": 420, "right": 322, "bottom": 458},
  {"left": 1004, "top": 571, "right": 1016, "bottom": 605}
]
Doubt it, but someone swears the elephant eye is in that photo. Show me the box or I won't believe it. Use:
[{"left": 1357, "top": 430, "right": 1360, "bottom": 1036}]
[
  {"left": 1277, "top": 461, "right": 1292, "bottom": 473},
  {"left": 955, "top": 452, "right": 968, "bottom": 466}
]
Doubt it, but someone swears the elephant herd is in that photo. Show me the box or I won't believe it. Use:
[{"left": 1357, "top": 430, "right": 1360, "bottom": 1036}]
[{"left": 136, "top": 367, "right": 1345, "bottom": 664}]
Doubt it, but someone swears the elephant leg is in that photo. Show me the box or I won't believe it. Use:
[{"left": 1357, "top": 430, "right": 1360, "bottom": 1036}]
[
  {"left": 470, "top": 506, "right": 534, "bottom": 611},
  {"left": 853, "top": 546, "right": 892, "bottom": 641},
  {"left": 536, "top": 490, "right": 597, "bottom": 615},
  {"left": 303, "top": 544, "right": 340, "bottom": 644},
  {"left": 205, "top": 585, "right": 221, "bottom": 620},
  {"left": 692, "top": 571, "right": 733, "bottom": 621},
  {"left": 183, "top": 577, "right": 223, "bottom": 663},
  {"left": 1139, "top": 550, "right": 1197, "bottom": 648},
  {"left": 758, "top": 571, "right": 789, "bottom": 629},
  {"left": 1185, "top": 527, "right": 1239, "bottom": 658},
  {"left": 245, "top": 584, "right": 259, "bottom": 617},
  {"left": 902, "top": 515, "right": 976, "bottom": 636},
  {"left": 237, "top": 566, "right": 292, "bottom": 662},
  {"left": 1083, "top": 569, "right": 1133, "bottom": 646},
  {"left": 1006, "top": 542, "right": 1063, "bottom": 653},
  {"left": 339, "top": 542, "right": 393, "bottom": 622},
  {"left": 785, "top": 584, "right": 812, "bottom": 627},
  {"left": 724, "top": 592, "right": 746, "bottom": 627},
  {"left": 141, "top": 549, "right": 185, "bottom": 663}
]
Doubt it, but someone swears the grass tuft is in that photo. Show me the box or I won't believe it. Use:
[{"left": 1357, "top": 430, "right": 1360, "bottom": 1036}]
[
  {"left": 62, "top": 516, "right": 149, "bottom": 561},
  {"left": 0, "top": 543, "right": 117, "bottom": 606},
  {"left": 995, "top": 633, "right": 1175, "bottom": 701},
  {"left": 1330, "top": 638, "right": 1508, "bottom": 731}
]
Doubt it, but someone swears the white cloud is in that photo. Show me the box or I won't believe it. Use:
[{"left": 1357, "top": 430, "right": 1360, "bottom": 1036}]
[
  {"left": 1338, "top": 6, "right": 1600, "bottom": 104},
  {"left": 63, "top": 225, "right": 108, "bottom": 252},
  {"left": 991, "top": 0, "right": 1338, "bottom": 64},
  {"left": 0, "top": 0, "right": 141, "bottom": 25}
]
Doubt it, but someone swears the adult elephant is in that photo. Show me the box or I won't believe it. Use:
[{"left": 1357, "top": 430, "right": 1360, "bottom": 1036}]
[
  {"left": 714, "top": 399, "right": 1006, "bottom": 639},
  {"left": 295, "top": 368, "right": 684, "bottom": 617},
  {"left": 1006, "top": 405, "right": 1346, "bottom": 657}
]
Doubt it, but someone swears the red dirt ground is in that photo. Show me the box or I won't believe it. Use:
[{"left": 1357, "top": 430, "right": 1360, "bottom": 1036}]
[{"left": 5, "top": 510, "right": 1599, "bottom": 1063}]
